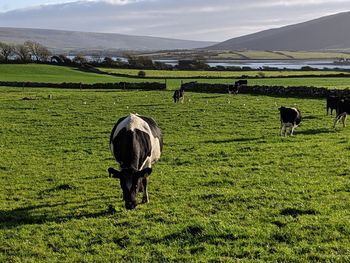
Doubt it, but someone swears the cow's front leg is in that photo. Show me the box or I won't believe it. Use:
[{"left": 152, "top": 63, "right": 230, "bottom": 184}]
[{"left": 141, "top": 177, "right": 149, "bottom": 203}]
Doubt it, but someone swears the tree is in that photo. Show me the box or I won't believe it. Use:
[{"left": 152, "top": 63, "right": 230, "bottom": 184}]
[
  {"left": 14, "top": 44, "right": 31, "bottom": 63},
  {"left": 24, "top": 41, "right": 51, "bottom": 62},
  {"left": 72, "top": 54, "right": 87, "bottom": 65},
  {"left": 0, "top": 42, "right": 14, "bottom": 63}
]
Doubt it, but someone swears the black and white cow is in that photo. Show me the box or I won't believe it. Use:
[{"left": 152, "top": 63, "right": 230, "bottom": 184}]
[
  {"left": 333, "top": 98, "right": 350, "bottom": 128},
  {"left": 173, "top": 87, "right": 185, "bottom": 103},
  {"left": 279, "top": 106, "right": 302, "bottom": 136},
  {"left": 108, "top": 113, "right": 163, "bottom": 210},
  {"left": 228, "top": 85, "right": 239, "bottom": 94}
]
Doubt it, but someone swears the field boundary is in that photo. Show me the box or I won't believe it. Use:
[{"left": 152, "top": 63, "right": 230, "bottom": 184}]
[{"left": 181, "top": 82, "right": 350, "bottom": 98}]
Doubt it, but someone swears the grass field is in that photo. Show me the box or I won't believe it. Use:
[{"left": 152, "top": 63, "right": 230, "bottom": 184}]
[
  {"left": 1, "top": 87, "right": 350, "bottom": 262},
  {"left": 0, "top": 64, "right": 156, "bottom": 84},
  {"left": 2, "top": 64, "right": 350, "bottom": 91},
  {"left": 98, "top": 68, "right": 350, "bottom": 78}
]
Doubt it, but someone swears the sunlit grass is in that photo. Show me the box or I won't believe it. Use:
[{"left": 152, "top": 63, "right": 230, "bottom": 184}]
[{"left": 1, "top": 87, "right": 350, "bottom": 261}]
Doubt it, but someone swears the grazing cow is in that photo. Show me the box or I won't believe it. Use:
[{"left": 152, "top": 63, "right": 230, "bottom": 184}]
[
  {"left": 108, "top": 113, "right": 163, "bottom": 210},
  {"left": 326, "top": 95, "right": 339, "bottom": 115},
  {"left": 333, "top": 98, "right": 350, "bottom": 128},
  {"left": 228, "top": 85, "right": 239, "bottom": 94},
  {"left": 173, "top": 87, "right": 185, "bottom": 103},
  {"left": 235, "top": 79, "right": 248, "bottom": 87},
  {"left": 279, "top": 106, "right": 302, "bottom": 136},
  {"left": 228, "top": 79, "right": 247, "bottom": 94}
]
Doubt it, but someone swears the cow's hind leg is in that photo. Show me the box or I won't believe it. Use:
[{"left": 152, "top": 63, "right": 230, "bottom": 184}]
[
  {"left": 280, "top": 124, "right": 287, "bottom": 136},
  {"left": 141, "top": 177, "right": 149, "bottom": 204},
  {"left": 291, "top": 125, "right": 297, "bottom": 136},
  {"left": 333, "top": 113, "right": 344, "bottom": 128}
]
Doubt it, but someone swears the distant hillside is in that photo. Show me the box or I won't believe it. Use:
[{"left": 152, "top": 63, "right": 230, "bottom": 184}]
[
  {"left": 0, "top": 27, "right": 216, "bottom": 52},
  {"left": 207, "top": 11, "right": 350, "bottom": 51}
]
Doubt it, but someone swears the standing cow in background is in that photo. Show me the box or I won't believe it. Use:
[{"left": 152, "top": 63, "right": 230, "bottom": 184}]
[
  {"left": 228, "top": 79, "right": 247, "bottom": 94},
  {"left": 108, "top": 113, "right": 163, "bottom": 210},
  {"left": 333, "top": 98, "right": 350, "bottom": 128},
  {"left": 326, "top": 95, "right": 339, "bottom": 115},
  {"left": 279, "top": 106, "right": 302, "bottom": 136},
  {"left": 173, "top": 87, "right": 185, "bottom": 103}
]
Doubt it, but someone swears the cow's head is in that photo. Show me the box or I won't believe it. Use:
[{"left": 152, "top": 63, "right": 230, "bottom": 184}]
[{"left": 108, "top": 167, "right": 152, "bottom": 210}]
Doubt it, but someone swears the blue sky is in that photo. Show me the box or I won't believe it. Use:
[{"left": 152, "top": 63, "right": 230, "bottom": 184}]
[{"left": 0, "top": 0, "right": 349, "bottom": 41}]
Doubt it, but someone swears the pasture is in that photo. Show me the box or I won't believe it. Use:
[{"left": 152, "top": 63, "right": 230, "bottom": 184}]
[
  {"left": 3, "top": 64, "right": 350, "bottom": 91},
  {"left": 1, "top": 87, "right": 350, "bottom": 262}
]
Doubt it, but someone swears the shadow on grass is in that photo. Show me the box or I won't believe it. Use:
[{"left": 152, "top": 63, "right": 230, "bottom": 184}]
[
  {"left": 0, "top": 201, "right": 116, "bottom": 229},
  {"left": 302, "top": 115, "right": 319, "bottom": 120},
  {"left": 204, "top": 137, "right": 262, "bottom": 144},
  {"left": 148, "top": 225, "right": 240, "bottom": 247},
  {"left": 280, "top": 207, "right": 318, "bottom": 218},
  {"left": 297, "top": 128, "right": 333, "bottom": 135}
]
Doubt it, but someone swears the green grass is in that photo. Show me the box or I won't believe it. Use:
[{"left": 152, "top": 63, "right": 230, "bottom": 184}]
[
  {"left": 1, "top": 87, "right": 350, "bottom": 262},
  {"left": 2, "top": 64, "right": 350, "bottom": 91},
  {"left": 98, "top": 68, "right": 350, "bottom": 78},
  {"left": 0, "top": 64, "right": 137, "bottom": 84}
]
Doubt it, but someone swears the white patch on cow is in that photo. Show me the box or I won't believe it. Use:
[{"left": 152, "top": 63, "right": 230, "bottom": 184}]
[{"left": 111, "top": 113, "right": 161, "bottom": 171}]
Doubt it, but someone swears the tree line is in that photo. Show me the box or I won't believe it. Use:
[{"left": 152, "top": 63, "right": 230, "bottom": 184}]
[
  {"left": 0, "top": 41, "right": 51, "bottom": 63},
  {"left": 0, "top": 40, "right": 212, "bottom": 70}
]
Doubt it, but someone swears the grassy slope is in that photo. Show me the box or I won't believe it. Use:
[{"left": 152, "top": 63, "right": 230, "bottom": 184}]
[
  {"left": 1, "top": 64, "right": 350, "bottom": 90},
  {"left": 97, "top": 68, "right": 350, "bottom": 78},
  {"left": 0, "top": 64, "right": 146, "bottom": 84},
  {"left": 1, "top": 88, "right": 350, "bottom": 262}
]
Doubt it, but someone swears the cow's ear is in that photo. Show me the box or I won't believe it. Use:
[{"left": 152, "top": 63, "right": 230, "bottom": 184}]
[
  {"left": 108, "top": 167, "right": 121, "bottom": 178},
  {"left": 137, "top": 168, "right": 152, "bottom": 178}
]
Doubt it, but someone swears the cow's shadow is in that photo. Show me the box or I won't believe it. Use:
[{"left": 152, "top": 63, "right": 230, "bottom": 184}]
[
  {"left": 0, "top": 199, "right": 117, "bottom": 229},
  {"left": 297, "top": 128, "right": 333, "bottom": 135}
]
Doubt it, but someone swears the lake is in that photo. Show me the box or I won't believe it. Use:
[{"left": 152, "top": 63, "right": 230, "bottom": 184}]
[{"left": 156, "top": 59, "right": 350, "bottom": 70}]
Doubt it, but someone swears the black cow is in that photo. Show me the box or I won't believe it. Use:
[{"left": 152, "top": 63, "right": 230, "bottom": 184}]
[
  {"left": 326, "top": 95, "right": 339, "bottom": 115},
  {"left": 235, "top": 79, "right": 248, "bottom": 87},
  {"left": 333, "top": 98, "right": 350, "bottom": 128},
  {"left": 279, "top": 106, "right": 302, "bottom": 136},
  {"left": 173, "top": 88, "right": 185, "bottom": 103},
  {"left": 108, "top": 114, "right": 163, "bottom": 210}
]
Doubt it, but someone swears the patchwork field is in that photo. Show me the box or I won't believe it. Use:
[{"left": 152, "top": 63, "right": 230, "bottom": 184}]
[
  {"left": 2, "top": 64, "right": 350, "bottom": 91},
  {"left": 1, "top": 87, "right": 350, "bottom": 262}
]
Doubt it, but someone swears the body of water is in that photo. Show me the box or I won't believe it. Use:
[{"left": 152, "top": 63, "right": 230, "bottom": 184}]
[{"left": 155, "top": 59, "right": 350, "bottom": 70}]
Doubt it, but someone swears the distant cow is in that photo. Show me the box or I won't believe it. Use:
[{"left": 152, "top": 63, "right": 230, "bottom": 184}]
[
  {"left": 279, "top": 106, "right": 302, "bottom": 136},
  {"left": 228, "top": 85, "right": 239, "bottom": 94},
  {"left": 228, "top": 79, "right": 247, "bottom": 94},
  {"left": 108, "top": 113, "right": 163, "bottom": 210},
  {"left": 173, "top": 87, "right": 185, "bottom": 103},
  {"left": 333, "top": 98, "right": 350, "bottom": 128},
  {"left": 326, "top": 95, "right": 340, "bottom": 115},
  {"left": 235, "top": 79, "right": 248, "bottom": 87}
]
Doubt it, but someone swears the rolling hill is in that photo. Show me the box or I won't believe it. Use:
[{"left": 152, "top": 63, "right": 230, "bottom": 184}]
[
  {"left": 207, "top": 11, "right": 350, "bottom": 51},
  {"left": 0, "top": 27, "right": 216, "bottom": 52}
]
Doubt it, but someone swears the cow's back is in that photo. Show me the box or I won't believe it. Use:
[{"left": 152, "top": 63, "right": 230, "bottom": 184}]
[
  {"left": 110, "top": 114, "right": 162, "bottom": 171},
  {"left": 280, "top": 107, "right": 301, "bottom": 125}
]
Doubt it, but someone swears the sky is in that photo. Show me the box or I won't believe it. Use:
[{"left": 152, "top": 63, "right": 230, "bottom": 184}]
[{"left": 0, "top": 0, "right": 349, "bottom": 41}]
